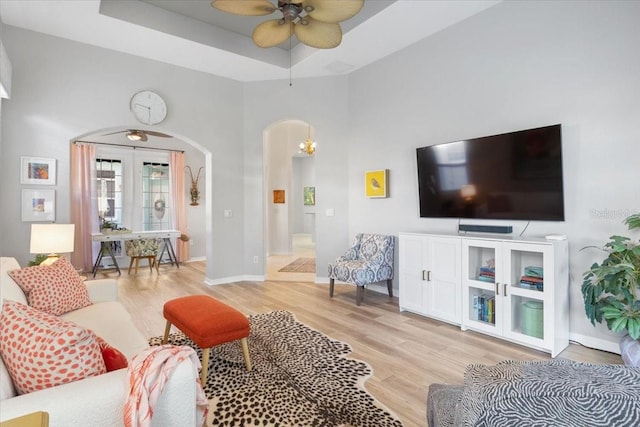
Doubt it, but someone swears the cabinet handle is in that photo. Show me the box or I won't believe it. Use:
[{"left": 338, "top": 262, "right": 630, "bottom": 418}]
[
  {"left": 495, "top": 282, "right": 500, "bottom": 295},
  {"left": 504, "top": 283, "right": 508, "bottom": 296},
  {"left": 422, "top": 270, "right": 432, "bottom": 281},
  {"left": 427, "top": 271, "right": 432, "bottom": 281}
]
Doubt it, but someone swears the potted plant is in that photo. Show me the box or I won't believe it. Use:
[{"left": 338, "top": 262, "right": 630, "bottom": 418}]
[{"left": 582, "top": 213, "right": 640, "bottom": 366}]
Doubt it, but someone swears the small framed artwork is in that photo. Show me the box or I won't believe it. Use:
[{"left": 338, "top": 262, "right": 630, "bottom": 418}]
[
  {"left": 22, "top": 189, "right": 56, "bottom": 222},
  {"left": 365, "top": 169, "right": 388, "bottom": 198},
  {"left": 273, "top": 189, "right": 285, "bottom": 204},
  {"left": 303, "top": 186, "right": 315, "bottom": 206},
  {"left": 20, "top": 156, "right": 56, "bottom": 185}
]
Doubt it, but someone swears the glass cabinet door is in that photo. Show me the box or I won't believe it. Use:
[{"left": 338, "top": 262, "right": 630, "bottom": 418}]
[{"left": 503, "top": 242, "right": 551, "bottom": 346}]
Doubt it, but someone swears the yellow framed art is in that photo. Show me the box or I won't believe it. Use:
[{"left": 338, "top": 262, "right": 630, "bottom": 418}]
[{"left": 364, "top": 169, "right": 388, "bottom": 198}]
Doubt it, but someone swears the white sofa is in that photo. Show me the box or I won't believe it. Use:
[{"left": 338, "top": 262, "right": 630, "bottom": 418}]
[{"left": 0, "top": 257, "right": 199, "bottom": 426}]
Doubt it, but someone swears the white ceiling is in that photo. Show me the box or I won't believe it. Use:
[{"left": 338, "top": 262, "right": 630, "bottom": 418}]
[{"left": 0, "top": 0, "right": 502, "bottom": 82}]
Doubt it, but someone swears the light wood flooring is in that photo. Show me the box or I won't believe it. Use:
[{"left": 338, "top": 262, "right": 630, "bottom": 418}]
[{"left": 112, "top": 260, "right": 621, "bottom": 427}]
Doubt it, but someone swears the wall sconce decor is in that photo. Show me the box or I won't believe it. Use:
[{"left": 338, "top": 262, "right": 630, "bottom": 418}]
[{"left": 185, "top": 166, "right": 203, "bottom": 206}]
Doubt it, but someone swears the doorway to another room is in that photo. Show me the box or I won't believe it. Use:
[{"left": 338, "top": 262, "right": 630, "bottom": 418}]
[
  {"left": 263, "top": 119, "right": 316, "bottom": 282},
  {"left": 267, "top": 233, "right": 315, "bottom": 282}
]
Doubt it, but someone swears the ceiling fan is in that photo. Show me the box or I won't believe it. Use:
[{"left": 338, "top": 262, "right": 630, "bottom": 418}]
[
  {"left": 102, "top": 129, "right": 172, "bottom": 142},
  {"left": 211, "top": 0, "right": 364, "bottom": 49}
]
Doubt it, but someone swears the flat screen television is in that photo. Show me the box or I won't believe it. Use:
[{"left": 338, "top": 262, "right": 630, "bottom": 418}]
[{"left": 416, "top": 124, "right": 564, "bottom": 221}]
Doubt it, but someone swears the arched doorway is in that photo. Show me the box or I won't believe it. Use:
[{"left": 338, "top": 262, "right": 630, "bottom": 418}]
[
  {"left": 263, "top": 119, "right": 316, "bottom": 281},
  {"left": 71, "top": 126, "right": 211, "bottom": 274}
]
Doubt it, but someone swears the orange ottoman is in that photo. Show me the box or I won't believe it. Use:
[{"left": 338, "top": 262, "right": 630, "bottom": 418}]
[{"left": 162, "top": 295, "right": 251, "bottom": 383}]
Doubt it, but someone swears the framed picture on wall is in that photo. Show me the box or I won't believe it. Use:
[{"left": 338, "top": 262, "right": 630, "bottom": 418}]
[
  {"left": 273, "top": 189, "right": 285, "bottom": 204},
  {"left": 20, "top": 156, "right": 56, "bottom": 185},
  {"left": 303, "top": 187, "right": 315, "bottom": 206},
  {"left": 22, "top": 189, "right": 56, "bottom": 222},
  {"left": 364, "top": 169, "right": 388, "bottom": 198}
]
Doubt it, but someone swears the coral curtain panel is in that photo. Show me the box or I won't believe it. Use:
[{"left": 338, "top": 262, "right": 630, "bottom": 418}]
[
  {"left": 70, "top": 143, "right": 99, "bottom": 272},
  {"left": 170, "top": 152, "right": 188, "bottom": 262}
]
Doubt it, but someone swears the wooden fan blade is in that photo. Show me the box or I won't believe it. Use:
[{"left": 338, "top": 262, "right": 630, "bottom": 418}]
[
  {"left": 253, "top": 19, "right": 294, "bottom": 48},
  {"left": 302, "top": 0, "right": 363, "bottom": 23},
  {"left": 294, "top": 18, "right": 341, "bottom": 49},
  {"left": 144, "top": 131, "right": 172, "bottom": 138},
  {"left": 211, "top": 0, "right": 276, "bottom": 16},
  {"left": 102, "top": 130, "right": 127, "bottom": 136}
]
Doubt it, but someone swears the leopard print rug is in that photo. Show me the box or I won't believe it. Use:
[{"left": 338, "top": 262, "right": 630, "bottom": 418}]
[{"left": 149, "top": 310, "right": 403, "bottom": 427}]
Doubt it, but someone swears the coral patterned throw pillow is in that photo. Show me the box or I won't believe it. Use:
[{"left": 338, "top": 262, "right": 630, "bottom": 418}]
[
  {"left": 8, "top": 257, "right": 92, "bottom": 316},
  {"left": 0, "top": 300, "right": 106, "bottom": 394}
]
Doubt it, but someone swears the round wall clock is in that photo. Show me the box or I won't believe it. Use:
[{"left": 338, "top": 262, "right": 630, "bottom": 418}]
[{"left": 129, "top": 90, "right": 167, "bottom": 125}]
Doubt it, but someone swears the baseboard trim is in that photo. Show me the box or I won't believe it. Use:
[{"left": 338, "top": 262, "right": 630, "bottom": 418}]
[
  {"left": 569, "top": 332, "right": 620, "bottom": 355},
  {"left": 205, "top": 275, "right": 265, "bottom": 286}
]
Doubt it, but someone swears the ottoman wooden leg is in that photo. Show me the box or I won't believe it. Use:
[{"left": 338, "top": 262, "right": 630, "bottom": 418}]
[
  {"left": 128, "top": 258, "right": 135, "bottom": 275},
  {"left": 200, "top": 348, "right": 211, "bottom": 384},
  {"left": 162, "top": 320, "right": 172, "bottom": 344},
  {"left": 240, "top": 337, "right": 252, "bottom": 371}
]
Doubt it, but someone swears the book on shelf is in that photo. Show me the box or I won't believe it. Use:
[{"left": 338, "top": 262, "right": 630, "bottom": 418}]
[
  {"left": 520, "top": 267, "right": 544, "bottom": 291},
  {"left": 472, "top": 293, "right": 495, "bottom": 324}
]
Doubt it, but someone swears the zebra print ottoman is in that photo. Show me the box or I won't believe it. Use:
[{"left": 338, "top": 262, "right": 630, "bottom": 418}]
[{"left": 428, "top": 359, "right": 640, "bottom": 427}]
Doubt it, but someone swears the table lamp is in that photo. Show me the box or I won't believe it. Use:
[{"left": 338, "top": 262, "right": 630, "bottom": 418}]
[{"left": 30, "top": 223, "right": 75, "bottom": 266}]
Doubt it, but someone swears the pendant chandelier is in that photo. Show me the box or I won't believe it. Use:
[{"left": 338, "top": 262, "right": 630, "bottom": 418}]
[{"left": 298, "top": 125, "right": 316, "bottom": 155}]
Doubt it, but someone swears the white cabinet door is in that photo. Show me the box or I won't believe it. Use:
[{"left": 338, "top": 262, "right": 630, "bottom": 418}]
[
  {"left": 462, "top": 239, "right": 503, "bottom": 335},
  {"left": 399, "top": 234, "right": 428, "bottom": 314},
  {"left": 399, "top": 234, "right": 461, "bottom": 324},
  {"left": 501, "top": 242, "right": 552, "bottom": 350},
  {"left": 425, "top": 236, "right": 461, "bottom": 324}
]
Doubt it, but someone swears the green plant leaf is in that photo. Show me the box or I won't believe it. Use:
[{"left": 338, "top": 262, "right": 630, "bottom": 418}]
[
  {"left": 610, "top": 316, "right": 628, "bottom": 333},
  {"left": 624, "top": 213, "right": 640, "bottom": 230},
  {"left": 628, "top": 318, "right": 640, "bottom": 340}
]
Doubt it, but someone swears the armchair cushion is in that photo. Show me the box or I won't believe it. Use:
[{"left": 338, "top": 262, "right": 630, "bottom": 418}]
[
  {"left": 125, "top": 239, "right": 161, "bottom": 257},
  {"left": 328, "top": 233, "right": 394, "bottom": 287}
]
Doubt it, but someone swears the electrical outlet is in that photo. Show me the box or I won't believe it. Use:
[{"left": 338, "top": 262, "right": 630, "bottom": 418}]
[
  {"left": 224, "top": 210, "right": 233, "bottom": 218},
  {"left": 253, "top": 256, "right": 259, "bottom": 264}
]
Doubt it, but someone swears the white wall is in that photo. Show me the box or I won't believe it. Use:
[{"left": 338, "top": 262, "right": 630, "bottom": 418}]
[
  {"left": 0, "top": 27, "right": 244, "bottom": 281},
  {"left": 346, "top": 0, "right": 640, "bottom": 351}
]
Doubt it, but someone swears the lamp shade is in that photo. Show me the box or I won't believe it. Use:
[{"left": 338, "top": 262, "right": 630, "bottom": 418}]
[{"left": 30, "top": 224, "right": 75, "bottom": 255}]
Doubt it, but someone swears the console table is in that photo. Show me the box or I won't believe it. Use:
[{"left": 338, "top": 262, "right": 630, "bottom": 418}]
[{"left": 91, "top": 230, "right": 180, "bottom": 276}]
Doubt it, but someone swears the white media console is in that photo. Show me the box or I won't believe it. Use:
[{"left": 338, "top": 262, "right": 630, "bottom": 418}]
[{"left": 398, "top": 232, "right": 569, "bottom": 357}]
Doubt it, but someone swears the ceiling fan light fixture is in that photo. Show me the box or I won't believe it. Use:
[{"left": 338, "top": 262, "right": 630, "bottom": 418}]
[
  {"left": 126, "top": 130, "right": 144, "bottom": 141},
  {"left": 213, "top": 0, "right": 363, "bottom": 49}
]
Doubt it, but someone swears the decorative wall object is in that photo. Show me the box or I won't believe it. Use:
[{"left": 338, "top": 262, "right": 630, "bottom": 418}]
[
  {"left": 303, "top": 187, "right": 315, "bottom": 206},
  {"left": 185, "top": 165, "right": 203, "bottom": 206},
  {"left": 22, "top": 189, "right": 55, "bottom": 222},
  {"left": 20, "top": 156, "right": 56, "bottom": 185},
  {"left": 364, "top": 169, "right": 388, "bottom": 198},
  {"left": 273, "top": 189, "right": 285, "bottom": 204}
]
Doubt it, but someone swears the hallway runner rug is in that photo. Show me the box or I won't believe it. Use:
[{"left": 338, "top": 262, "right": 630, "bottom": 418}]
[
  {"left": 150, "top": 310, "right": 403, "bottom": 427},
  {"left": 278, "top": 257, "right": 316, "bottom": 273}
]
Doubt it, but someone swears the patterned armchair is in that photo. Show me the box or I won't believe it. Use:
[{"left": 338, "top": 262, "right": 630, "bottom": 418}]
[
  {"left": 124, "top": 238, "right": 162, "bottom": 274},
  {"left": 328, "top": 233, "right": 395, "bottom": 305}
]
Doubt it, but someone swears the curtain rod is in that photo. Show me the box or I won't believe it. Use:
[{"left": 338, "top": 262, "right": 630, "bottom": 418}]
[{"left": 74, "top": 140, "right": 184, "bottom": 153}]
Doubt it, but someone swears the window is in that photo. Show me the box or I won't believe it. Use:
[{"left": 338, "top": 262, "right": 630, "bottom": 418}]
[
  {"left": 142, "top": 162, "right": 171, "bottom": 230},
  {"left": 95, "top": 148, "right": 171, "bottom": 232},
  {"left": 96, "top": 159, "right": 123, "bottom": 227}
]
